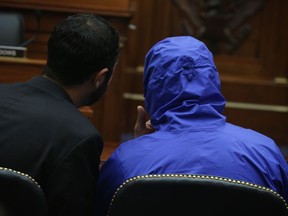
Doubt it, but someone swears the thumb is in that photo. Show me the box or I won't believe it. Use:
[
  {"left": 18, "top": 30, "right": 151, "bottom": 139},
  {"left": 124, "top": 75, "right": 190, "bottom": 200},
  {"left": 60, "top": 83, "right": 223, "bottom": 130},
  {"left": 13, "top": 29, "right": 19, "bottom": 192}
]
[
  {"left": 134, "top": 106, "right": 155, "bottom": 138},
  {"left": 134, "top": 106, "right": 146, "bottom": 137}
]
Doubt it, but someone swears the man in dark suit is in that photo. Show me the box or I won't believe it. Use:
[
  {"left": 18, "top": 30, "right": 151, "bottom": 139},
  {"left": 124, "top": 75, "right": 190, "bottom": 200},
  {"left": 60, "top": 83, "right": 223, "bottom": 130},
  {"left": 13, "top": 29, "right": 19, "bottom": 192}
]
[{"left": 0, "top": 13, "right": 119, "bottom": 216}]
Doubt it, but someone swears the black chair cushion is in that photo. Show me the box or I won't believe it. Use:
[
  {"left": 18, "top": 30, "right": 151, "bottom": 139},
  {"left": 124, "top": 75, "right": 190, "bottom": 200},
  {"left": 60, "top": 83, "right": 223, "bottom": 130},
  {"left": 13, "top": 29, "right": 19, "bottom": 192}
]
[
  {"left": 0, "top": 167, "right": 48, "bottom": 216},
  {"left": 108, "top": 174, "right": 288, "bottom": 216}
]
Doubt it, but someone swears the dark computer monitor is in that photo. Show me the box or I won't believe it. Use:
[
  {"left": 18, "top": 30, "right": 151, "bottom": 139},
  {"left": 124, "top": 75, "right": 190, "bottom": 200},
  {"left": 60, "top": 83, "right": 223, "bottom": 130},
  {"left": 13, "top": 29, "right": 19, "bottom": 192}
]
[{"left": 0, "top": 12, "right": 24, "bottom": 46}]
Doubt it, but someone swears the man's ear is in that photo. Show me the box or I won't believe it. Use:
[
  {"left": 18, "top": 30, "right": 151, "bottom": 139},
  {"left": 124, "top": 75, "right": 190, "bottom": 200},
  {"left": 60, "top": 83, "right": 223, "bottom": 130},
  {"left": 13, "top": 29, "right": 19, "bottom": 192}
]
[{"left": 93, "top": 68, "right": 109, "bottom": 88}]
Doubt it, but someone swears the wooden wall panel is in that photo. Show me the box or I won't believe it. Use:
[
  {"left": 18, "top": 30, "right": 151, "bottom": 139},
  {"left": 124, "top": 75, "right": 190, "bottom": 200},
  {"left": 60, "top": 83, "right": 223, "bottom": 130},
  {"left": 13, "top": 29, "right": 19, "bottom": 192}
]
[
  {"left": 258, "top": 0, "right": 288, "bottom": 78},
  {"left": 224, "top": 109, "right": 288, "bottom": 146},
  {"left": 0, "top": 0, "right": 131, "bottom": 15}
]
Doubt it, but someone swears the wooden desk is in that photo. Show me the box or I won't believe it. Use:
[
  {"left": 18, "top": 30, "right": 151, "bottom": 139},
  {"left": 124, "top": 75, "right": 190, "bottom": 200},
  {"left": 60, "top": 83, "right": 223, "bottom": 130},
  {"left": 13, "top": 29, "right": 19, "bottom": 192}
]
[{"left": 0, "top": 57, "right": 45, "bottom": 82}]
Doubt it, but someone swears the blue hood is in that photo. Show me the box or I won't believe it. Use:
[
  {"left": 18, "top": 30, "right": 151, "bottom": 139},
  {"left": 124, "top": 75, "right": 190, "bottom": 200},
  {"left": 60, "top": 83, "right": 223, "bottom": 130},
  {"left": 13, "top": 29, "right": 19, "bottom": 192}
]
[{"left": 143, "top": 36, "right": 226, "bottom": 131}]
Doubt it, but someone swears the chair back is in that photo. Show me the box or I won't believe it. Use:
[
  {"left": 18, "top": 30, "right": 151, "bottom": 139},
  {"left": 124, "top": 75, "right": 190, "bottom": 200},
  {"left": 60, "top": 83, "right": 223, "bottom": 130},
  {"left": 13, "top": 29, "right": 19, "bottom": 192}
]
[
  {"left": 108, "top": 174, "right": 288, "bottom": 216},
  {"left": 0, "top": 167, "right": 48, "bottom": 216},
  {"left": 0, "top": 12, "right": 24, "bottom": 46}
]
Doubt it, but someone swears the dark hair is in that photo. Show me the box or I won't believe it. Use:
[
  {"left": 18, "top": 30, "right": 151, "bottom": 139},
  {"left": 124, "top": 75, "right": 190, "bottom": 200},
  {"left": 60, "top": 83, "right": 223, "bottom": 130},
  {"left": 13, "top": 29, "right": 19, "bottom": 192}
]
[{"left": 43, "top": 13, "right": 119, "bottom": 86}]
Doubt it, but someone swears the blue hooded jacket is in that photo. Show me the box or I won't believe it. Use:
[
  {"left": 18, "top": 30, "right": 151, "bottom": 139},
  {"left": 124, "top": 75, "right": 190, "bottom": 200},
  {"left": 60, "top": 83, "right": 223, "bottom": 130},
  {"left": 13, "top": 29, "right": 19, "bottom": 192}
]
[{"left": 94, "top": 36, "right": 288, "bottom": 216}]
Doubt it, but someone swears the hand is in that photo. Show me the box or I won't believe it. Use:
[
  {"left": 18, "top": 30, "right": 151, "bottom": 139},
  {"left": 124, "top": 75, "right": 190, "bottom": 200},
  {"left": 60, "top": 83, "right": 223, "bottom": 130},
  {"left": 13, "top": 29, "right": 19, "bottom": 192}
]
[{"left": 134, "top": 106, "right": 155, "bottom": 138}]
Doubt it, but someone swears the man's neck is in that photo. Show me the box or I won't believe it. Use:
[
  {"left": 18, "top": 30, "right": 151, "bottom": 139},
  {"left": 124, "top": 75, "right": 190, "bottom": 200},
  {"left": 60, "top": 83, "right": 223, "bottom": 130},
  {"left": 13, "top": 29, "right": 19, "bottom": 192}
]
[{"left": 42, "top": 75, "right": 84, "bottom": 107}]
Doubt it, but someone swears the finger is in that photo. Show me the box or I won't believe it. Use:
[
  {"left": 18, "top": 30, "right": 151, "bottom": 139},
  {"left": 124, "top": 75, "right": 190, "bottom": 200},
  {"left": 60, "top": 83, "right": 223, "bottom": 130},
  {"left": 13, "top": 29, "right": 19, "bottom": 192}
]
[{"left": 145, "top": 120, "right": 153, "bottom": 130}]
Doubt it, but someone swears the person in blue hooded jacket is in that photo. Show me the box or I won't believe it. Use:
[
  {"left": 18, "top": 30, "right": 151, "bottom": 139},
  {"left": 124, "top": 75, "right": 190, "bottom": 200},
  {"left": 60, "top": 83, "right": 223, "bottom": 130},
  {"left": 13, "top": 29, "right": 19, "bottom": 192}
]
[{"left": 94, "top": 36, "right": 288, "bottom": 216}]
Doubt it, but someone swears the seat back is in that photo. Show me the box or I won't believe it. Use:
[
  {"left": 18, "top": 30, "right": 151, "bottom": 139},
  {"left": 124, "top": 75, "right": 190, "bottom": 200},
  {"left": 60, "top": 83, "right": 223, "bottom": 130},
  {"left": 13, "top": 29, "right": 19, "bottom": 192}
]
[
  {"left": 0, "top": 12, "right": 24, "bottom": 46},
  {"left": 108, "top": 174, "right": 288, "bottom": 216},
  {"left": 0, "top": 167, "right": 48, "bottom": 216}
]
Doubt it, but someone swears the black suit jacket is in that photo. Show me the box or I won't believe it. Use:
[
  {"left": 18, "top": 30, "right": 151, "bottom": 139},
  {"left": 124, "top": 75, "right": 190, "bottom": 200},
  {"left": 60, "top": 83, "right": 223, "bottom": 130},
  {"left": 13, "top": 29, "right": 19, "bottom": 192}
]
[{"left": 0, "top": 76, "right": 103, "bottom": 216}]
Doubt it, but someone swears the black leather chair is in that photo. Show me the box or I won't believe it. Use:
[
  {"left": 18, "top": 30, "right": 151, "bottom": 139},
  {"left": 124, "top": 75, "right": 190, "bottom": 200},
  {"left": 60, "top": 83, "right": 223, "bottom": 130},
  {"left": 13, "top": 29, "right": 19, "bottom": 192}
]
[
  {"left": 108, "top": 174, "right": 288, "bottom": 216},
  {"left": 0, "top": 167, "right": 48, "bottom": 216},
  {"left": 0, "top": 12, "right": 24, "bottom": 46}
]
